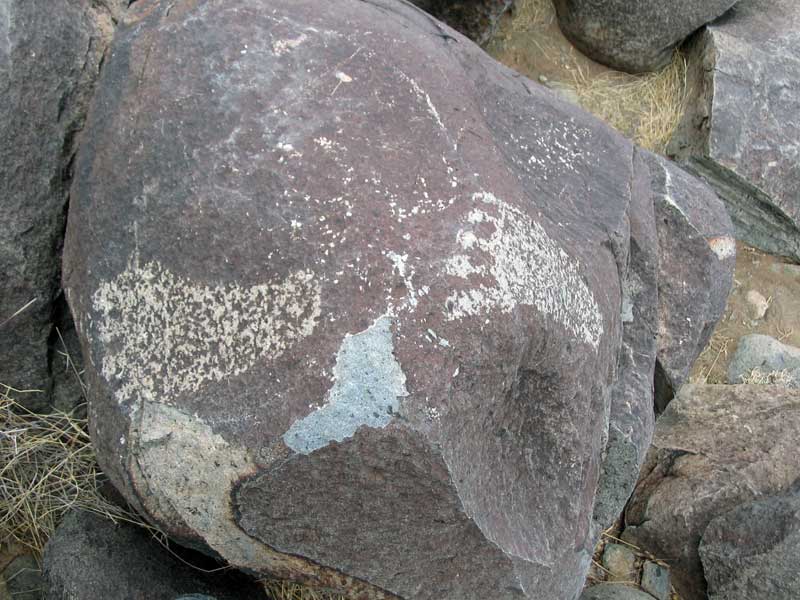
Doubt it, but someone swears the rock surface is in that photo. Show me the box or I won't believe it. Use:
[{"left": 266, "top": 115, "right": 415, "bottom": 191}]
[
  {"left": 601, "top": 544, "right": 637, "bottom": 583},
  {"left": 646, "top": 153, "right": 735, "bottom": 411},
  {"left": 553, "top": 0, "right": 737, "bottom": 73},
  {"left": 43, "top": 510, "right": 266, "bottom": 600},
  {"left": 699, "top": 488, "right": 800, "bottom": 600},
  {"left": 670, "top": 0, "right": 800, "bottom": 261},
  {"left": 0, "top": 0, "right": 118, "bottom": 409},
  {"left": 623, "top": 384, "right": 800, "bottom": 600},
  {"left": 579, "top": 583, "right": 655, "bottom": 600},
  {"left": 640, "top": 561, "right": 670, "bottom": 600},
  {"left": 409, "top": 0, "right": 514, "bottom": 45},
  {"left": 727, "top": 334, "right": 800, "bottom": 387},
  {"left": 63, "top": 0, "right": 728, "bottom": 597}
]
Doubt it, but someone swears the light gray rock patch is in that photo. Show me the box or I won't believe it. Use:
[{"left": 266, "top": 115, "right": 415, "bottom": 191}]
[{"left": 283, "top": 316, "right": 408, "bottom": 454}]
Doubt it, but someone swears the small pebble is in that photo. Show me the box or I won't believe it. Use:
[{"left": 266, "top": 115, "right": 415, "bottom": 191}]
[{"left": 601, "top": 543, "right": 637, "bottom": 582}]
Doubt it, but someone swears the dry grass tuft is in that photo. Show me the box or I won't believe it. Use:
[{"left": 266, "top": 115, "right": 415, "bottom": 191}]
[
  {"left": 261, "top": 580, "right": 348, "bottom": 600},
  {"left": 737, "top": 368, "right": 795, "bottom": 386},
  {"left": 567, "top": 52, "right": 688, "bottom": 153},
  {"left": 509, "top": 0, "right": 556, "bottom": 32},
  {"left": 0, "top": 385, "right": 152, "bottom": 556}
]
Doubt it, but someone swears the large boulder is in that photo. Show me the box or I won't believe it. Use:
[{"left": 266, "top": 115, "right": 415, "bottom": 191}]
[
  {"left": 43, "top": 510, "right": 267, "bottom": 600},
  {"left": 699, "top": 487, "right": 800, "bottom": 600},
  {"left": 62, "top": 0, "right": 727, "bottom": 597},
  {"left": 552, "top": 0, "right": 738, "bottom": 73},
  {"left": 0, "top": 0, "right": 120, "bottom": 410},
  {"left": 670, "top": 0, "right": 800, "bottom": 261},
  {"left": 645, "top": 152, "right": 735, "bottom": 411},
  {"left": 623, "top": 384, "right": 800, "bottom": 600}
]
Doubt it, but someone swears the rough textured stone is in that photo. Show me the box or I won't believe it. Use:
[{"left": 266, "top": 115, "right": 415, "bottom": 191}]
[
  {"left": 700, "top": 488, "right": 800, "bottom": 600},
  {"left": 62, "top": 0, "right": 727, "bottom": 597},
  {"left": 640, "top": 562, "right": 670, "bottom": 600},
  {"left": 2, "top": 554, "right": 42, "bottom": 600},
  {"left": 409, "top": 0, "right": 513, "bottom": 45},
  {"left": 623, "top": 385, "right": 800, "bottom": 600},
  {"left": 670, "top": 0, "right": 800, "bottom": 261},
  {"left": 0, "top": 0, "right": 118, "bottom": 410},
  {"left": 601, "top": 544, "right": 637, "bottom": 583},
  {"left": 645, "top": 153, "right": 735, "bottom": 411},
  {"left": 579, "top": 583, "right": 655, "bottom": 600},
  {"left": 42, "top": 510, "right": 266, "bottom": 600},
  {"left": 727, "top": 334, "right": 800, "bottom": 387},
  {"left": 553, "top": 0, "right": 737, "bottom": 73}
]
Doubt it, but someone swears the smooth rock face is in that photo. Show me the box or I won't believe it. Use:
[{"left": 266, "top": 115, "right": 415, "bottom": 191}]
[
  {"left": 43, "top": 510, "right": 266, "bottom": 600},
  {"left": 645, "top": 153, "right": 735, "bottom": 411},
  {"left": 0, "top": 0, "right": 116, "bottom": 409},
  {"left": 553, "top": 0, "right": 737, "bottom": 73},
  {"left": 700, "top": 489, "right": 800, "bottom": 600},
  {"left": 727, "top": 334, "right": 800, "bottom": 387},
  {"left": 670, "top": 0, "right": 800, "bottom": 261},
  {"left": 624, "top": 385, "right": 800, "bottom": 600},
  {"left": 63, "top": 0, "right": 722, "bottom": 597},
  {"left": 409, "top": 0, "right": 514, "bottom": 45}
]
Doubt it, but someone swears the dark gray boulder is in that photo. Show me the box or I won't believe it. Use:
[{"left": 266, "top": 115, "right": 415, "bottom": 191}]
[
  {"left": 670, "top": 0, "right": 800, "bottom": 261},
  {"left": 699, "top": 488, "right": 800, "bottom": 600},
  {"left": 646, "top": 153, "right": 735, "bottom": 411},
  {"left": 408, "top": 0, "right": 514, "bottom": 45},
  {"left": 43, "top": 510, "right": 266, "bottom": 600},
  {"left": 553, "top": 0, "right": 737, "bottom": 73},
  {"left": 623, "top": 384, "right": 800, "bottom": 600},
  {"left": 0, "top": 0, "right": 120, "bottom": 410},
  {"left": 62, "top": 0, "right": 729, "bottom": 597},
  {"left": 727, "top": 334, "right": 800, "bottom": 387},
  {"left": 579, "top": 583, "right": 655, "bottom": 600}
]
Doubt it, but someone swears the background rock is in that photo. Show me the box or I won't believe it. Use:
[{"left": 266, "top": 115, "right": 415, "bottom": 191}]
[
  {"left": 553, "top": 0, "right": 737, "bottom": 73},
  {"left": 727, "top": 334, "right": 800, "bottom": 387},
  {"left": 670, "top": 0, "right": 800, "bottom": 261},
  {"left": 579, "top": 583, "right": 655, "bottom": 600},
  {"left": 645, "top": 153, "right": 735, "bottom": 411},
  {"left": 408, "top": 0, "right": 514, "bottom": 45},
  {"left": 699, "top": 487, "right": 800, "bottom": 600},
  {"left": 623, "top": 384, "right": 800, "bottom": 599},
  {"left": 0, "top": 0, "right": 119, "bottom": 410},
  {"left": 61, "top": 0, "right": 682, "bottom": 597},
  {"left": 43, "top": 510, "right": 266, "bottom": 600}
]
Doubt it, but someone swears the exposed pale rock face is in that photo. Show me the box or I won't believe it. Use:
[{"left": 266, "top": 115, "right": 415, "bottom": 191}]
[
  {"left": 553, "top": 0, "right": 737, "bottom": 73},
  {"left": 670, "top": 0, "right": 800, "bottom": 261},
  {"left": 63, "top": 0, "right": 728, "bottom": 597}
]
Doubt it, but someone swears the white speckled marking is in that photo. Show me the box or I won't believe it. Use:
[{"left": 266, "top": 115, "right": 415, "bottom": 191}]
[
  {"left": 92, "top": 261, "right": 321, "bottom": 407},
  {"left": 707, "top": 236, "right": 736, "bottom": 260},
  {"left": 443, "top": 192, "right": 603, "bottom": 348},
  {"left": 283, "top": 316, "right": 408, "bottom": 454}
]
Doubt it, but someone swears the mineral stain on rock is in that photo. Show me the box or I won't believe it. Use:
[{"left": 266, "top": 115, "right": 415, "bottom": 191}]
[{"left": 283, "top": 316, "right": 409, "bottom": 454}]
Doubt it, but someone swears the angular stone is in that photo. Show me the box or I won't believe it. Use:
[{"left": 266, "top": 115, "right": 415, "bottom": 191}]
[
  {"left": 409, "top": 0, "right": 513, "bottom": 45},
  {"left": 700, "top": 488, "right": 800, "bottom": 600},
  {"left": 645, "top": 153, "right": 735, "bottom": 411},
  {"left": 43, "top": 510, "right": 266, "bottom": 600},
  {"left": 727, "top": 334, "right": 800, "bottom": 387},
  {"left": 553, "top": 0, "right": 737, "bottom": 73},
  {"left": 601, "top": 543, "right": 637, "bottom": 582},
  {"left": 670, "top": 0, "right": 800, "bottom": 261},
  {"left": 640, "top": 561, "right": 670, "bottom": 600},
  {"left": 579, "top": 583, "right": 655, "bottom": 600},
  {"left": 62, "top": 0, "right": 725, "bottom": 597},
  {"left": 623, "top": 384, "right": 800, "bottom": 600},
  {"left": 0, "top": 0, "right": 117, "bottom": 409}
]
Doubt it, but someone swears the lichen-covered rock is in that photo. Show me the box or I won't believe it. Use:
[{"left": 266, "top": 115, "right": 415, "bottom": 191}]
[
  {"left": 645, "top": 153, "right": 735, "bottom": 411},
  {"left": 670, "top": 0, "right": 800, "bottom": 261},
  {"left": 63, "top": 1, "right": 724, "bottom": 597},
  {"left": 623, "top": 385, "right": 800, "bottom": 600},
  {"left": 553, "top": 0, "right": 737, "bottom": 73},
  {"left": 0, "top": 0, "right": 119, "bottom": 410},
  {"left": 700, "top": 488, "right": 800, "bottom": 600},
  {"left": 43, "top": 510, "right": 266, "bottom": 600}
]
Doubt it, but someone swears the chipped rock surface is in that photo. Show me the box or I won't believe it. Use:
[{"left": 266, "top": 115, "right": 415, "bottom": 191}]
[
  {"left": 61, "top": 0, "right": 724, "bottom": 598},
  {"left": 553, "top": 0, "right": 737, "bottom": 73},
  {"left": 670, "top": 0, "right": 800, "bottom": 261},
  {"left": 623, "top": 384, "right": 800, "bottom": 600},
  {"left": 645, "top": 153, "right": 735, "bottom": 411},
  {"left": 0, "top": 0, "right": 118, "bottom": 409}
]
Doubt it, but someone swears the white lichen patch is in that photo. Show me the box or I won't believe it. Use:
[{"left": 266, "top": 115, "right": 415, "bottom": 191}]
[
  {"left": 283, "top": 316, "right": 408, "bottom": 454},
  {"left": 272, "top": 33, "right": 307, "bottom": 56},
  {"left": 707, "top": 235, "right": 736, "bottom": 260},
  {"left": 92, "top": 260, "right": 321, "bottom": 406},
  {"left": 443, "top": 192, "right": 603, "bottom": 348}
]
